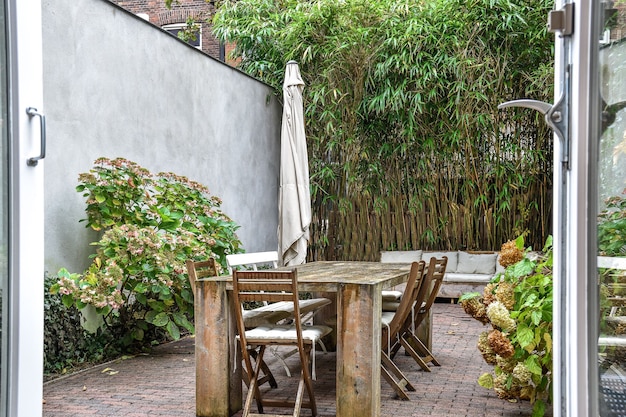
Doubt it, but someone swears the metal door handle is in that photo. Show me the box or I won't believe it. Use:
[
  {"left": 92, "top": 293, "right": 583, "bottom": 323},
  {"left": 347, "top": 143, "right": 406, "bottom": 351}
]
[
  {"left": 26, "top": 107, "right": 46, "bottom": 166},
  {"left": 498, "top": 65, "right": 571, "bottom": 169}
]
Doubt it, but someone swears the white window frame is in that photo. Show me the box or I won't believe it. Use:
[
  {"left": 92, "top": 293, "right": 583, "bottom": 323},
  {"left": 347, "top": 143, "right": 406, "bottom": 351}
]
[{"left": 162, "top": 22, "right": 202, "bottom": 50}]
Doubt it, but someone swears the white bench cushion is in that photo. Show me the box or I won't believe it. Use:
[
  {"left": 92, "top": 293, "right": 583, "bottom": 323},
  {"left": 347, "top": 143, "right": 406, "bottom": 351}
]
[
  {"left": 457, "top": 252, "right": 498, "bottom": 274},
  {"left": 444, "top": 273, "right": 492, "bottom": 283}
]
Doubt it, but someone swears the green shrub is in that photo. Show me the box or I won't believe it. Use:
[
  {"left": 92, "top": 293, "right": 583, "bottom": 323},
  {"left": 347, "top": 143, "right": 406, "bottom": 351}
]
[
  {"left": 51, "top": 157, "right": 242, "bottom": 347},
  {"left": 44, "top": 273, "right": 117, "bottom": 376},
  {"left": 598, "top": 190, "right": 626, "bottom": 257},
  {"left": 460, "top": 236, "right": 553, "bottom": 417},
  {"left": 597, "top": 191, "right": 626, "bottom": 365}
]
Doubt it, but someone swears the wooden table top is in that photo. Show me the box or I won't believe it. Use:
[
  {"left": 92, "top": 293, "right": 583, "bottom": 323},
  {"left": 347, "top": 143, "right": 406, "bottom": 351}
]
[{"left": 200, "top": 260, "right": 412, "bottom": 292}]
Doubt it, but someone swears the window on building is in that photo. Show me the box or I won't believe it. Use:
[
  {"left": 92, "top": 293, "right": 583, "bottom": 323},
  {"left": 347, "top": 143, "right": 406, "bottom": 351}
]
[{"left": 162, "top": 23, "right": 201, "bottom": 49}]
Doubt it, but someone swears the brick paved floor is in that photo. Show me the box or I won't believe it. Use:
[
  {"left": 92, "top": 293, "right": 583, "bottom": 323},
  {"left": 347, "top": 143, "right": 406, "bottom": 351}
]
[{"left": 43, "top": 303, "right": 552, "bottom": 417}]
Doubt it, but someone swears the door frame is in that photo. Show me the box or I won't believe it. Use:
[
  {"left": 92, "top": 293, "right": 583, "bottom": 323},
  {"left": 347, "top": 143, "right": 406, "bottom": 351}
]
[
  {"left": 4, "top": 0, "right": 44, "bottom": 415},
  {"left": 552, "top": 0, "right": 601, "bottom": 416}
]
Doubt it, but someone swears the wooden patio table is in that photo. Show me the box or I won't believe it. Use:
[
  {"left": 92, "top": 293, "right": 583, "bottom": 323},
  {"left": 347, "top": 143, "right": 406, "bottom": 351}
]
[{"left": 194, "top": 260, "right": 412, "bottom": 417}]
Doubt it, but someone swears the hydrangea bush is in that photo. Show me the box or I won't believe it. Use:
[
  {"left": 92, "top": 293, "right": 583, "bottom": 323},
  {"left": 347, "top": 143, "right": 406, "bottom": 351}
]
[
  {"left": 51, "top": 158, "right": 242, "bottom": 346},
  {"left": 459, "top": 236, "right": 553, "bottom": 417}
]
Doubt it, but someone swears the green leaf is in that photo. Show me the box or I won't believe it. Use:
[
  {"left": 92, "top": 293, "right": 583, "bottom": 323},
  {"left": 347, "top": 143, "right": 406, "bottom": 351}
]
[
  {"left": 517, "top": 325, "right": 534, "bottom": 350},
  {"left": 95, "top": 194, "right": 106, "bottom": 203},
  {"left": 166, "top": 320, "right": 181, "bottom": 340},
  {"left": 135, "top": 293, "right": 147, "bottom": 305},
  {"left": 531, "top": 310, "right": 542, "bottom": 326},
  {"left": 532, "top": 400, "right": 546, "bottom": 417},
  {"left": 477, "top": 373, "right": 493, "bottom": 389},
  {"left": 147, "top": 299, "right": 165, "bottom": 312},
  {"left": 172, "top": 312, "right": 194, "bottom": 333},
  {"left": 145, "top": 310, "right": 158, "bottom": 324},
  {"left": 62, "top": 294, "right": 75, "bottom": 308},
  {"left": 510, "top": 258, "right": 534, "bottom": 278},
  {"left": 458, "top": 292, "right": 481, "bottom": 302},
  {"left": 542, "top": 235, "right": 553, "bottom": 252},
  {"left": 131, "top": 328, "right": 144, "bottom": 341},
  {"left": 524, "top": 355, "right": 542, "bottom": 375},
  {"left": 152, "top": 312, "right": 170, "bottom": 327}
]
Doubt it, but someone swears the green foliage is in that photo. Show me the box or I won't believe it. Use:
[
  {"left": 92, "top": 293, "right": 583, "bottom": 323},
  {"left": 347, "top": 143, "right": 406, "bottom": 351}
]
[
  {"left": 597, "top": 191, "right": 626, "bottom": 362},
  {"left": 53, "top": 157, "right": 242, "bottom": 346},
  {"left": 75, "top": 157, "right": 240, "bottom": 269},
  {"left": 212, "top": 0, "right": 553, "bottom": 250},
  {"left": 598, "top": 190, "right": 626, "bottom": 256},
  {"left": 461, "top": 236, "right": 553, "bottom": 416},
  {"left": 44, "top": 273, "right": 117, "bottom": 376}
]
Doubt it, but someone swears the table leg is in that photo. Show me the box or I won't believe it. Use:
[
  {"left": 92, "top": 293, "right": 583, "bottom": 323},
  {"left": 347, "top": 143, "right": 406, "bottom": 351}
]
[
  {"left": 195, "top": 280, "right": 242, "bottom": 416},
  {"left": 336, "top": 282, "right": 382, "bottom": 417}
]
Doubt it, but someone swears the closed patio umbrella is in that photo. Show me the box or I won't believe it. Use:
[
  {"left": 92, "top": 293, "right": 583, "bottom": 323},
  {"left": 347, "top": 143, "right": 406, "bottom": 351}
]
[{"left": 278, "top": 60, "right": 311, "bottom": 266}]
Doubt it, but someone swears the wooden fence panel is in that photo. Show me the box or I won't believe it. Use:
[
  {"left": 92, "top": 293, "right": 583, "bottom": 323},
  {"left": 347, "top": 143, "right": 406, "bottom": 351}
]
[{"left": 308, "top": 189, "right": 551, "bottom": 262}]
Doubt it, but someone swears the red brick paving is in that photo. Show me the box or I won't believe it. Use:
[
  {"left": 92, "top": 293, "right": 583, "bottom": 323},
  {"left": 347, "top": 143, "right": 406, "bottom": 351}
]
[{"left": 43, "top": 303, "right": 552, "bottom": 416}]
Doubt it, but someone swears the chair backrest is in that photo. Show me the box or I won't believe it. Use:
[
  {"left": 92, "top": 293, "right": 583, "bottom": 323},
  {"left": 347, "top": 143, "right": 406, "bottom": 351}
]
[
  {"left": 186, "top": 258, "right": 218, "bottom": 296},
  {"left": 232, "top": 269, "right": 305, "bottom": 346},
  {"left": 226, "top": 251, "right": 279, "bottom": 274},
  {"left": 418, "top": 256, "right": 448, "bottom": 319},
  {"left": 386, "top": 261, "right": 427, "bottom": 342}
]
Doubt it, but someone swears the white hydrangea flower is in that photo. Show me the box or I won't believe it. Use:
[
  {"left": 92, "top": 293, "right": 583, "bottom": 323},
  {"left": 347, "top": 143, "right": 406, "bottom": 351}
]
[
  {"left": 486, "top": 300, "right": 516, "bottom": 331},
  {"left": 512, "top": 362, "right": 533, "bottom": 384}
]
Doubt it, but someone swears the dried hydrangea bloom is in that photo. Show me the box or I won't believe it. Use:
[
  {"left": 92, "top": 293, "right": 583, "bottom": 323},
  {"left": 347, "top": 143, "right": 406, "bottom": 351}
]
[
  {"left": 499, "top": 240, "right": 524, "bottom": 268},
  {"left": 460, "top": 297, "right": 490, "bottom": 324},
  {"left": 493, "top": 372, "right": 520, "bottom": 399},
  {"left": 496, "top": 355, "right": 517, "bottom": 373},
  {"left": 477, "top": 331, "right": 497, "bottom": 365},
  {"left": 512, "top": 362, "right": 533, "bottom": 384},
  {"left": 483, "top": 282, "right": 498, "bottom": 306},
  {"left": 520, "top": 385, "right": 534, "bottom": 401},
  {"left": 488, "top": 329, "right": 515, "bottom": 358},
  {"left": 486, "top": 301, "right": 517, "bottom": 331},
  {"left": 495, "top": 281, "right": 516, "bottom": 311}
]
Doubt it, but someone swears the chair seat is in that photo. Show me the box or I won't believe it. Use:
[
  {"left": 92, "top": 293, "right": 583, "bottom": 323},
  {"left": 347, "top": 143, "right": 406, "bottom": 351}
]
[
  {"left": 381, "top": 311, "right": 395, "bottom": 327},
  {"left": 382, "top": 290, "right": 403, "bottom": 302},
  {"left": 383, "top": 300, "right": 425, "bottom": 312},
  {"left": 243, "top": 324, "right": 332, "bottom": 343},
  {"left": 252, "top": 298, "right": 331, "bottom": 316},
  {"left": 243, "top": 310, "right": 292, "bottom": 328}
]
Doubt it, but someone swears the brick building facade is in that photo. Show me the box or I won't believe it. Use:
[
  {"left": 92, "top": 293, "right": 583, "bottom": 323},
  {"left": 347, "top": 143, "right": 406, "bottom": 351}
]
[{"left": 110, "top": 0, "right": 231, "bottom": 61}]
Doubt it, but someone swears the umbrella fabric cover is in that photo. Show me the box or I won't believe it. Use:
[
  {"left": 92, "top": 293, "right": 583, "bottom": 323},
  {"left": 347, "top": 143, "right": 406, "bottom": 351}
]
[{"left": 278, "top": 61, "right": 311, "bottom": 266}]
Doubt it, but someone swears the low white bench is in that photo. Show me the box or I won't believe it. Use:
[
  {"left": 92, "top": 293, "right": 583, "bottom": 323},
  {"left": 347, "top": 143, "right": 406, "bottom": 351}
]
[{"left": 381, "top": 250, "right": 504, "bottom": 299}]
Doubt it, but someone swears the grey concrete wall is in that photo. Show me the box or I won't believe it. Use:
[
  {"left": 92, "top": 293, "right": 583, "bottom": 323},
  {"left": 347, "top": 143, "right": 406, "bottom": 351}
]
[{"left": 42, "top": 0, "right": 281, "bottom": 274}]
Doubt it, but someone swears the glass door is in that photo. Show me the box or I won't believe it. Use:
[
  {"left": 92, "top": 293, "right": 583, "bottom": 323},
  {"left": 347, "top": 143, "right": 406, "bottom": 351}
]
[
  {"left": 553, "top": 0, "right": 626, "bottom": 415},
  {"left": 2, "top": 0, "right": 44, "bottom": 416},
  {"left": 597, "top": 2, "right": 626, "bottom": 416}
]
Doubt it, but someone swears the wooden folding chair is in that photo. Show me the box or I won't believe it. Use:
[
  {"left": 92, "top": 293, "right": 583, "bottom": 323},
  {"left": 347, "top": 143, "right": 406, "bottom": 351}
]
[
  {"left": 233, "top": 269, "right": 332, "bottom": 417},
  {"left": 390, "top": 256, "right": 448, "bottom": 371},
  {"left": 186, "top": 257, "right": 218, "bottom": 296},
  {"left": 227, "top": 251, "right": 331, "bottom": 378},
  {"left": 186, "top": 258, "right": 279, "bottom": 389},
  {"left": 380, "top": 260, "right": 427, "bottom": 400}
]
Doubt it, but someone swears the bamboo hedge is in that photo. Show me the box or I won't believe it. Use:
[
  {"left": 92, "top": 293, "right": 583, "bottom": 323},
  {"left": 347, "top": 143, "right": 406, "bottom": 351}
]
[{"left": 213, "top": 0, "right": 555, "bottom": 258}]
